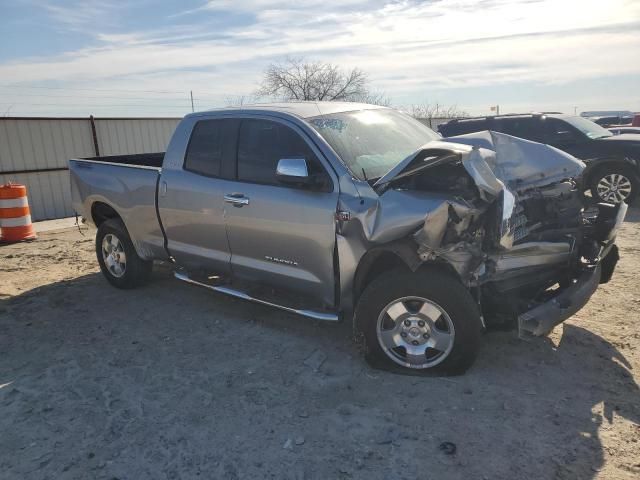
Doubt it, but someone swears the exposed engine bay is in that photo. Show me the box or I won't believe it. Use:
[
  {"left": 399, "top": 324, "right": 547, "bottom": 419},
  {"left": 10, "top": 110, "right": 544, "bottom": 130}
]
[{"left": 359, "top": 131, "right": 626, "bottom": 337}]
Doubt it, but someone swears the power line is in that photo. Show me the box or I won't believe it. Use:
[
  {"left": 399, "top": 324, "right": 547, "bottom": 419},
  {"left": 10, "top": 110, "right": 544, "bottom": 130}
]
[
  {"left": 0, "top": 91, "right": 244, "bottom": 101},
  {"left": 0, "top": 84, "right": 192, "bottom": 94},
  {"left": 3, "top": 114, "right": 184, "bottom": 117},
  {"left": 0, "top": 92, "right": 193, "bottom": 101},
  {"left": 0, "top": 102, "right": 197, "bottom": 108},
  {"left": 0, "top": 84, "right": 248, "bottom": 97}
]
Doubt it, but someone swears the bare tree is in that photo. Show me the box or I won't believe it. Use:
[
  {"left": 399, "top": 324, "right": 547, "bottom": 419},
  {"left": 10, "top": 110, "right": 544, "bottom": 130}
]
[
  {"left": 405, "top": 102, "right": 469, "bottom": 119},
  {"left": 256, "top": 57, "right": 388, "bottom": 104},
  {"left": 351, "top": 90, "right": 393, "bottom": 107},
  {"left": 224, "top": 95, "right": 258, "bottom": 107}
]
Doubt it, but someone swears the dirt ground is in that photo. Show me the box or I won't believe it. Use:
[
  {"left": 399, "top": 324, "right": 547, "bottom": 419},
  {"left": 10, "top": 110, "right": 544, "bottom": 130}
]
[{"left": 1, "top": 209, "right": 639, "bottom": 480}]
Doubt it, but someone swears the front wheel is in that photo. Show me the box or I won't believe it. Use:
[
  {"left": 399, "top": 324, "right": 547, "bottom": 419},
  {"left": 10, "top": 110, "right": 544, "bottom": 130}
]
[
  {"left": 96, "top": 218, "right": 153, "bottom": 289},
  {"left": 590, "top": 166, "right": 638, "bottom": 204},
  {"left": 355, "top": 269, "right": 482, "bottom": 375}
]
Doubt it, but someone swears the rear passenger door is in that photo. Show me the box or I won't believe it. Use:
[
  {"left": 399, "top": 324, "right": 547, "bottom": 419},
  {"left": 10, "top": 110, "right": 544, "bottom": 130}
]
[
  {"left": 224, "top": 117, "right": 339, "bottom": 307},
  {"left": 498, "top": 117, "right": 544, "bottom": 142},
  {"left": 158, "top": 118, "right": 239, "bottom": 273}
]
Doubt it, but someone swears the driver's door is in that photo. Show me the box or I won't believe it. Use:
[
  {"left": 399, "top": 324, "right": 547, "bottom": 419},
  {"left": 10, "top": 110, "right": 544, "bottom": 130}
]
[{"left": 224, "top": 118, "right": 339, "bottom": 307}]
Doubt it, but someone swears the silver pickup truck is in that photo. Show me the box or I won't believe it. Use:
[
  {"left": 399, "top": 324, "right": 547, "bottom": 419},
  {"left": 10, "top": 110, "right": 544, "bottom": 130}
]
[{"left": 69, "top": 102, "right": 626, "bottom": 374}]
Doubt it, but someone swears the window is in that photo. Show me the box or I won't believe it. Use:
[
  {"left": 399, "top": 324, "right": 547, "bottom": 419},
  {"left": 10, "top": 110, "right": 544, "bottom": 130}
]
[
  {"left": 542, "top": 118, "right": 579, "bottom": 144},
  {"left": 310, "top": 109, "right": 439, "bottom": 180},
  {"left": 559, "top": 116, "right": 612, "bottom": 139},
  {"left": 237, "top": 119, "right": 324, "bottom": 186},
  {"left": 498, "top": 117, "right": 542, "bottom": 142},
  {"left": 184, "top": 120, "right": 225, "bottom": 177}
]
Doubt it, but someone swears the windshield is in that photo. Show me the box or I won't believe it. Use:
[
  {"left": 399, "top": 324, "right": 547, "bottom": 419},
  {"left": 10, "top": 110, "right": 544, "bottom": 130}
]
[
  {"left": 563, "top": 116, "right": 613, "bottom": 139},
  {"left": 308, "top": 109, "right": 440, "bottom": 180}
]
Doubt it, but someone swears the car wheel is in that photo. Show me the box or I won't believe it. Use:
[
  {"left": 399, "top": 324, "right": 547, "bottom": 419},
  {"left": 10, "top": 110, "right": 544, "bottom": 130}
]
[
  {"left": 355, "top": 268, "right": 482, "bottom": 375},
  {"left": 96, "top": 218, "right": 153, "bottom": 289},
  {"left": 590, "top": 166, "right": 638, "bottom": 204}
]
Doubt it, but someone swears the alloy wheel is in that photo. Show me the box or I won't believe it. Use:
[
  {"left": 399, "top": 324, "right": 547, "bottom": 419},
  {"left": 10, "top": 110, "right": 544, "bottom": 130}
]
[
  {"left": 596, "top": 173, "right": 632, "bottom": 203},
  {"left": 376, "top": 296, "right": 455, "bottom": 369},
  {"left": 101, "top": 233, "right": 127, "bottom": 278}
]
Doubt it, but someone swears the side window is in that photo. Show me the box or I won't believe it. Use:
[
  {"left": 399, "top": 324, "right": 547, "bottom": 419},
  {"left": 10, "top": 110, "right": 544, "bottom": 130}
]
[
  {"left": 184, "top": 120, "right": 224, "bottom": 177},
  {"left": 498, "top": 118, "right": 542, "bottom": 142},
  {"left": 542, "top": 118, "right": 578, "bottom": 145},
  {"left": 237, "top": 119, "right": 327, "bottom": 187},
  {"left": 451, "top": 120, "right": 487, "bottom": 136}
]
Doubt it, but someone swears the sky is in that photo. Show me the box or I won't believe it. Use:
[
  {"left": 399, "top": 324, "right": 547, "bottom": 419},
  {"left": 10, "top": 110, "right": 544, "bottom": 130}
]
[{"left": 0, "top": 0, "right": 639, "bottom": 117}]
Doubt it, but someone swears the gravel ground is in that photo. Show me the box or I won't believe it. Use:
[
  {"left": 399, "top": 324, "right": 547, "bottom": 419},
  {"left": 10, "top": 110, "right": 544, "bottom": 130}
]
[{"left": 1, "top": 208, "right": 639, "bottom": 480}]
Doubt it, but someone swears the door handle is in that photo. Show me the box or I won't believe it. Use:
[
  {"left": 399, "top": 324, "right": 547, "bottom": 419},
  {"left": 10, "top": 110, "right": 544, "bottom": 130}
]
[
  {"left": 160, "top": 181, "right": 168, "bottom": 197},
  {"left": 224, "top": 194, "right": 250, "bottom": 206}
]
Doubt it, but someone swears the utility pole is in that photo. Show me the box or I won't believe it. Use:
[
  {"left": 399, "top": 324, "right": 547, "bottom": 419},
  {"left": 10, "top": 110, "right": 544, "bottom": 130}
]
[
  {"left": 574, "top": 106, "right": 577, "bottom": 115},
  {"left": 190, "top": 91, "right": 195, "bottom": 113}
]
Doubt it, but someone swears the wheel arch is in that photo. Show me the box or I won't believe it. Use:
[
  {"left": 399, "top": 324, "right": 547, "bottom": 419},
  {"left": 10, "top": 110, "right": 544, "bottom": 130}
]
[
  {"left": 352, "top": 240, "right": 462, "bottom": 306},
  {"left": 583, "top": 157, "right": 639, "bottom": 184},
  {"left": 91, "top": 201, "right": 123, "bottom": 228}
]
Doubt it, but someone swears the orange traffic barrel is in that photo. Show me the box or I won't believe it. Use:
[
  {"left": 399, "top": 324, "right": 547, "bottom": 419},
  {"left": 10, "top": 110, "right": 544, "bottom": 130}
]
[{"left": 0, "top": 183, "right": 37, "bottom": 243}]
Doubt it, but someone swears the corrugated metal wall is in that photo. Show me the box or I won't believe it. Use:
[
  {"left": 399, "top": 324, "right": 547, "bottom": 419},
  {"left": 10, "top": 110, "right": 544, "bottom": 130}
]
[
  {"left": 94, "top": 118, "right": 179, "bottom": 156},
  {"left": 416, "top": 117, "right": 455, "bottom": 131},
  {"left": 0, "top": 170, "right": 73, "bottom": 221},
  {"left": 0, "top": 117, "right": 180, "bottom": 221}
]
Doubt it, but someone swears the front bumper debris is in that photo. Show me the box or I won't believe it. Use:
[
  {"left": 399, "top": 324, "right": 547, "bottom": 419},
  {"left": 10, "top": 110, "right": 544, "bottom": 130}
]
[
  {"left": 517, "top": 201, "right": 626, "bottom": 338},
  {"left": 518, "top": 264, "right": 601, "bottom": 338}
]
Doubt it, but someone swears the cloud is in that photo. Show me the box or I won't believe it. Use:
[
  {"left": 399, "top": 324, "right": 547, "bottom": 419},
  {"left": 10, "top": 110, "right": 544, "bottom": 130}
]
[
  {"left": 32, "top": 0, "right": 121, "bottom": 30},
  {"left": 2, "top": 0, "right": 640, "bottom": 114}
]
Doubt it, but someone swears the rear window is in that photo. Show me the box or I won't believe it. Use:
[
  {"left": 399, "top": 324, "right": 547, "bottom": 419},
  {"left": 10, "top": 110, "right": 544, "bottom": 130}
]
[{"left": 184, "top": 120, "right": 225, "bottom": 177}]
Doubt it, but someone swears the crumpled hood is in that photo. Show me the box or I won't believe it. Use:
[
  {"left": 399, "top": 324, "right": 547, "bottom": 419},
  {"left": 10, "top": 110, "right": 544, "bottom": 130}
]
[{"left": 375, "top": 130, "right": 586, "bottom": 191}]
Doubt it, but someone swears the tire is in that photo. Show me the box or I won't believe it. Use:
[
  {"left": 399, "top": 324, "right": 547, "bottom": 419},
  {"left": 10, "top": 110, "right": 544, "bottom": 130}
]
[
  {"left": 589, "top": 165, "right": 638, "bottom": 204},
  {"left": 355, "top": 268, "right": 482, "bottom": 375},
  {"left": 95, "top": 218, "right": 153, "bottom": 289}
]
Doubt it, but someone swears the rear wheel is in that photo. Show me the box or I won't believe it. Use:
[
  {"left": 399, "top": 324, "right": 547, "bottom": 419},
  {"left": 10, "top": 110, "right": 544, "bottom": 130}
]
[
  {"left": 96, "top": 218, "right": 152, "bottom": 289},
  {"left": 355, "top": 269, "right": 482, "bottom": 375},
  {"left": 590, "top": 166, "right": 638, "bottom": 204}
]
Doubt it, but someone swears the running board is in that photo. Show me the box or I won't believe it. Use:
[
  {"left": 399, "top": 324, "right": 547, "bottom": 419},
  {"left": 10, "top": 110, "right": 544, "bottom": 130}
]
[{"left": 174, "top": 272, "right": 339, "bottom": 322}]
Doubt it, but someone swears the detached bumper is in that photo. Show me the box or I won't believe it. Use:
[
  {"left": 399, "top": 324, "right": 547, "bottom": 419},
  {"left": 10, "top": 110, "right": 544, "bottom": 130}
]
[
  {"left": 518, "top": 201, "right": 625, "bottom": 338},
  {"left": 518, "top": 264, "right": 601, "bottom": 338}
]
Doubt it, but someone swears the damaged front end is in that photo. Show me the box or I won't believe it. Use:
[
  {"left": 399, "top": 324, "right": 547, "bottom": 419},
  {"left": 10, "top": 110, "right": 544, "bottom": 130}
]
[{"left": 368, "top": 131, "right": 626, "bottom": 338}]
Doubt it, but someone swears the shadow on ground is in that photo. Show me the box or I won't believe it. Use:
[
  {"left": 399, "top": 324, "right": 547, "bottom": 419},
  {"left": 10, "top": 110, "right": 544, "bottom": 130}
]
[{"left": 1, "top": 267, "right": 639, "bottom": 479}]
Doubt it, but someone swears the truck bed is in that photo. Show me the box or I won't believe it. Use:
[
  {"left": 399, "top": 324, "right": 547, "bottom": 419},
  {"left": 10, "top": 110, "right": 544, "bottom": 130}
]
[
  {"left": 80, "top": 152, "right": 164, "bottom": 169},
  {"left": 69, "top": 154, "right": 167, "bottom": 261}
]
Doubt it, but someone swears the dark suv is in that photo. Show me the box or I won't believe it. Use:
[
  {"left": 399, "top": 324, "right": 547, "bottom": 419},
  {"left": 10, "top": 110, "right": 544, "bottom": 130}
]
[{"left": 439, "top": 113, "right": 640, "bottom": 203}]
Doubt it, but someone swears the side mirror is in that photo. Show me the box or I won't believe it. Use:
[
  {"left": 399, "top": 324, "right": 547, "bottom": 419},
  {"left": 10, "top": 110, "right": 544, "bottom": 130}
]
[{"left": 276, "top": 158, "right": 311, "bottom": 184}]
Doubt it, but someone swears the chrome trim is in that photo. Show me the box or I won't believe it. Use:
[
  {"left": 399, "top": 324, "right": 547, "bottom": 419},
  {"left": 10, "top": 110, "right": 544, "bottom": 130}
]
[
  {"left": 70, "top": 158, "right": 161, "bottom": 171},
  {"left": 224, "top": 194, "right": 250, "bottom": 206},
  {"left": 499, "top": 188, "right": 517, "bottom": 249},
  {"left": 174, "top": 272, "right": 339, "bottom": 321},
  {"left": 276, "top": 158, "right": 309, "bottom": 178}
]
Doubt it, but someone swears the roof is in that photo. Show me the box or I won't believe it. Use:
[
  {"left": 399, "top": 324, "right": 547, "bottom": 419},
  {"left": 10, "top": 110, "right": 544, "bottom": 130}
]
[
  {"left": 443, "top": 112, "right": 571, "bottom": 124},
  {"left": 188, "top": 101, "right": 388, "bottom": 120}
]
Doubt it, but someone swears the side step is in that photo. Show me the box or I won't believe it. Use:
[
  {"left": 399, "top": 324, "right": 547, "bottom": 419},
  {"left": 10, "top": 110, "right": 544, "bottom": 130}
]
[{"left": 174, "top": 272, "right": 339, "bottom": 322}]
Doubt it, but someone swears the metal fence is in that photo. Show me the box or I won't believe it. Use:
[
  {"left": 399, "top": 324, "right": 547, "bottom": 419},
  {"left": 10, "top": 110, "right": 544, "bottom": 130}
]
[
  {"left": 0, "top": 117, "right": 180, "bottom": 221},
  {"left": 415, "top": 117, "right": 455, "bottom": 131}
]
